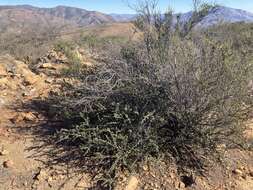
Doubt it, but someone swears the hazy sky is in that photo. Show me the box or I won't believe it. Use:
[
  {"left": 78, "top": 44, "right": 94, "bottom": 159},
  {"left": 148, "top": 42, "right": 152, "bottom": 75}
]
[{"left": 0, "top": 0, "right": 253, "bottom": 13}]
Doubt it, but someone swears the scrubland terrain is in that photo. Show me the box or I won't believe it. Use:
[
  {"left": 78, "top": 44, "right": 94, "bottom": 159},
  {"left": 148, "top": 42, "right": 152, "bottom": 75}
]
[{"left": 0, "top": 2, "right": 253, "bottom": 190}]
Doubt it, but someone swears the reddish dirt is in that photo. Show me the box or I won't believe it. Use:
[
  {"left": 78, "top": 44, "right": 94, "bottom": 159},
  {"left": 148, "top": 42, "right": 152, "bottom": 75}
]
[
  {"left": 0, "top": 55, "right": 90, "bottom": 190},
  {"left": 0, "top": 54, "right": 252, "bottom": 190}
]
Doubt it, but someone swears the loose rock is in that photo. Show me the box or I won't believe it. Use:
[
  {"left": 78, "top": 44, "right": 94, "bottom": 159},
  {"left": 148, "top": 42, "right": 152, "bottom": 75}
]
[
  {"left": 175, "top": 181, "right": 186, "bottom": 189},
  {"left": 233, "top": 169, "right": 243, "bottom": 175},
  {"left": 45, "top": 78, "right": 54, "bottom": 84},
  {"left": 23, "top": 112, "right": 37, "bottom": 122},
  {"left": 34, "top": 169, "right": 47, "bottom": 181},
  {"left": 0, "top": 65, "right": 7, "bottom": 76},
  {"left": 39, "top": 63, "right": 57, "bottom": 70},
  {"left": 3, "top": 160, "right": 14, "bottom": 168},
  {"left": 142, "top": 165, "right": 148, "bottom": 171},
  {"left": 23, "top": 75, "right": 38, "bottom": 86},
  {"left": 125, "top": 176, "right": 139, "bottom": 190},
  {"left": 0, "top": 149, "right": 9, "bottom": 156},
  {"left": 76, "top": 179, "right": 89, "bottom": 189}
]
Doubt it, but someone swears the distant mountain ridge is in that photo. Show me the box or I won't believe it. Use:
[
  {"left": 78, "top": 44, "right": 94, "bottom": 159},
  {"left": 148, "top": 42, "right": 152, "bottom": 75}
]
[
  {"left": 0, "top": 4, "right": 252, "bottom": 35},
  {"left": 110, "top": 13, "right": 136, "bottom": 22},
  {"left": 177, "top": 6, "right": 253, "bottom": 28},
  {"left": 0, "top": 4, "right": 114, "bottom": 30},
  {"left": 38, "top": 6, "right": 114, "bottom": 26},
  {"left": 111, "top": 6, "right": 253, "bottom": 28}
]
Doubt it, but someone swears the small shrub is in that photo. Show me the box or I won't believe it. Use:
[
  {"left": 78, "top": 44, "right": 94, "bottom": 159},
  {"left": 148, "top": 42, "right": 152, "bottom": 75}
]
[
  {"left": 54, "top": 41, "right": 79, "bottom": 64},
  {"left": 54, "top": 40, "right": 87, "bottom": 77},
  {"left": 77, "top": 34, "right": 128, "bottom": 56}
]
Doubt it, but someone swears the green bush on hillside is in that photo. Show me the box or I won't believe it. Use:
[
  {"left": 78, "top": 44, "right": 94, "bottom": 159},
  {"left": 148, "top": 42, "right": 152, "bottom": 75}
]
[{"left": 54, "top": 40, "right": 88, "bottom": 78}]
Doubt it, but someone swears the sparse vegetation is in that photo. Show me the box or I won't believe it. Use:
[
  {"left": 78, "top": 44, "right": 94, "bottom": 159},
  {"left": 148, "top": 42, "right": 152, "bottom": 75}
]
[
  {"left": 52, "top": 34, "right": 129, "bottom": 78},
  {"left": 0, "top": 26, "right": 60, "bottom": 63},
  {"left": 79, "top": 35, "right": 127, "bottom": 49}
]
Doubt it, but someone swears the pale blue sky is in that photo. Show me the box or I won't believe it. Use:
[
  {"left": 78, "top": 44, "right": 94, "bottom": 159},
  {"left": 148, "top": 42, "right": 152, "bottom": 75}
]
[{"left": 0, "top": 0, "right": 252, "bottom": 14}]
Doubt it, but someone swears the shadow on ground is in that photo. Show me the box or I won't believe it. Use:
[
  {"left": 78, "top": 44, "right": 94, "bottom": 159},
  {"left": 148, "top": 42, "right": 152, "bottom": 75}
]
[{"left": 12, "top": 98, "right": 107, "bottom": 190}]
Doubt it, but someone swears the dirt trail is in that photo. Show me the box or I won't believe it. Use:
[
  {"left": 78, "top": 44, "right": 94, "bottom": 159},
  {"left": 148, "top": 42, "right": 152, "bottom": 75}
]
[{"left": 0, "top": 54, "right": 252, "bottom": 190}]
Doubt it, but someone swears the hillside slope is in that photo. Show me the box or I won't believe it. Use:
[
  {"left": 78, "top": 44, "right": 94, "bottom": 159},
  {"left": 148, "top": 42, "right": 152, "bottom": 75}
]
[
  {"left": 37, "top": 6, "right": 114, "bottom": 26},
  {"left": 0, "top": 5, "right": 114, "bottom": 34},
  {"left": 0, "top": 6, "right": 71, "bottom": 34}
]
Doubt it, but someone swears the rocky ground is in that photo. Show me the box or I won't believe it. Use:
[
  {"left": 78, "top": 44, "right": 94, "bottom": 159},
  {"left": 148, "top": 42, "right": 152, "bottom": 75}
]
[
  {"left": 0, "top": 52, "right": 92, "bottom": 190},
  {"left": 0, "top": 51, "right": 252, "bottom": 190}
]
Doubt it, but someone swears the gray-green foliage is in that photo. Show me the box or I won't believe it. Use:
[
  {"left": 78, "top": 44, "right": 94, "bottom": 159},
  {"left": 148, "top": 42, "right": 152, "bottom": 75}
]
[{"left": 47, "top": 2, "right": 253, "bottom": 189}]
